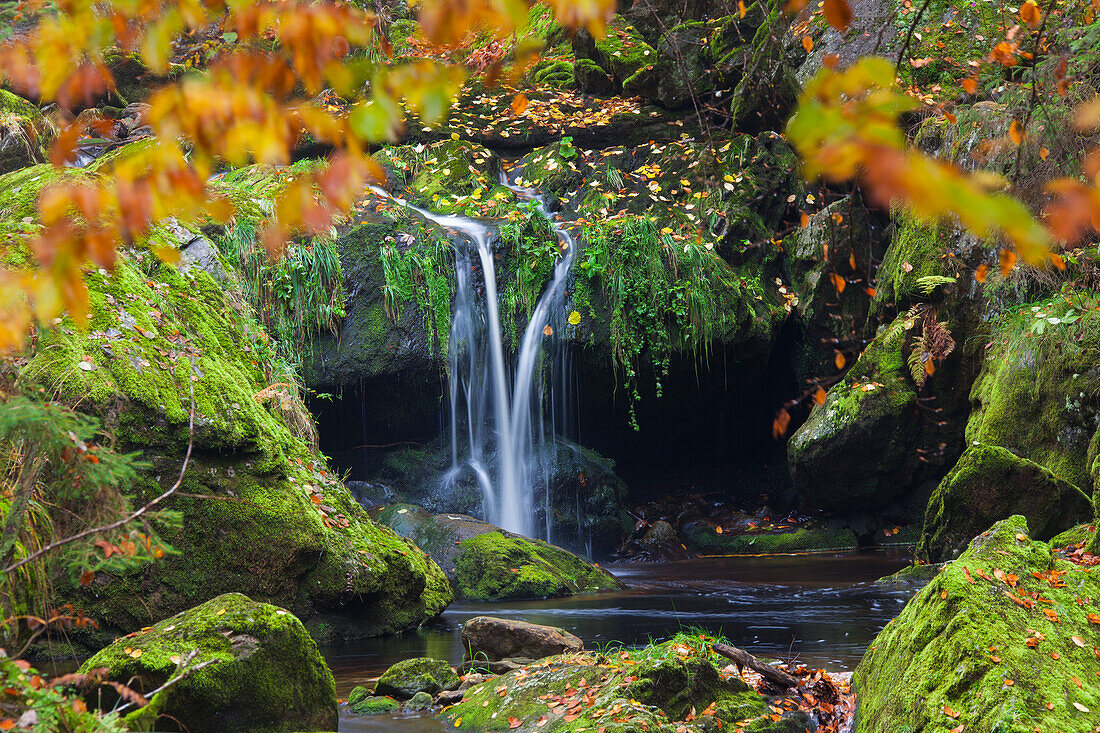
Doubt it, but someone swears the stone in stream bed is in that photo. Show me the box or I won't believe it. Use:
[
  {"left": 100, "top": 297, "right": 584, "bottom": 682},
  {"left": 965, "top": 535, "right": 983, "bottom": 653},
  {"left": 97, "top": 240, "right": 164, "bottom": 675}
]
[
  {"left": 348, "top": 695, "right": 400, "bottom": 715},
  {"left": 78, "top": 592, "right": 337, "bottom": 733},
  {"left": 462, "top": 616, "right": 583, "bottom": 662},
  {"left": 855, "top": 515, "right": 1100, "bottom": 732},
  {"left": 405, "top": 691, "right": 435, "bottom": 710},
  {"left": 372, "top": 503, "right": 624, "bottom": 601},
  {"left": 374, "top": 657, "right": 461, "bottom": 699}
]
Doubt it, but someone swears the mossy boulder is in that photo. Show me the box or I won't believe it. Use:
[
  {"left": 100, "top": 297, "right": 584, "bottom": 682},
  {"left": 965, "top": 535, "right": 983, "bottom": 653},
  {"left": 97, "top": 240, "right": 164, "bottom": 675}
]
[
  {"left": 444, "top": 638, "right": 807, "bottom": 732},
  {"left": 79, "top": 593, "right": 336, "bottom": 733},
  {"left": 855, "top": 516, "right": 1100, "bottom": 732},
  {"left": 4, "top": 165, "right": 452, "bottom": 642},
  {"left": 966, "top": 295, "right": 1100, "bottom": 494},
  {"left": 372, "top": 504, "right": 623, "bottom": 601},
  {"left": 374, "top": 657, "right": 460, "bottom": 699},
  {"left": 787, "top": 317, "right": 922, "bottom": 511},
  {"left": 917, "top": 444, "right": 1091, "bottom": 562},
  {"left": 349, "top": 696, "right": 399, "bottom": 715},
  {"left": 454, "top": 531, "right": 622, "bottom": 601},
  {"left": 0, "top": 89, "right": 52, "bottom": 174}
]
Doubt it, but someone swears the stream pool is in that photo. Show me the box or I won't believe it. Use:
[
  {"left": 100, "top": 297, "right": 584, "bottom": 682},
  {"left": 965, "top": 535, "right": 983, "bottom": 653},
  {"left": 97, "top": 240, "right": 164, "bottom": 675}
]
[{"left": 326, "top": 549, "right": 915, "bottom": 732}]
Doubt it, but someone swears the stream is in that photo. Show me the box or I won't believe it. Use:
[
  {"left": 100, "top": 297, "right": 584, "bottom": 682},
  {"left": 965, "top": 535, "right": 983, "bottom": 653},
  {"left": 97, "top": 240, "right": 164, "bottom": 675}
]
[{"left": 327, "top": 549, "right": 914, "bottom": 731}]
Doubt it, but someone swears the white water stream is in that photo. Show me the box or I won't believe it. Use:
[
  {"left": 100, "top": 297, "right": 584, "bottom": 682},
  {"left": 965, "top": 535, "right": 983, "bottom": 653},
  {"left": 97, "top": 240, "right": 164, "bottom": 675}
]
[{"left": 370, "top": 172, "right": 576, "bottom": 539}]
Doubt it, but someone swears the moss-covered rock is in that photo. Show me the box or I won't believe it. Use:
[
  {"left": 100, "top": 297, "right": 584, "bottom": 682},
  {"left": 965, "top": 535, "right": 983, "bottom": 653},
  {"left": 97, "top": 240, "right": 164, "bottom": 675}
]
[
  {"left": 444, "top": 638, "right": 806, "bottom": 732},
  {"left": 349, "top": 696, "right": 399, "bottom": 715},
  {"left": 374, "top": 657, "right": 460, "bottom": 699},
  {"left": 3, "top": 163, "right": 452, "bottom": 642},
  {"left": 855, "top": 516, "right": 1100, "bottom": 732},
  {"left": 453, "top": 531, "right": 622, "bottom": 601},
  {"left": 79, "top": 593, "right": 336, "bottom": 733},
  {"left": 680, "top": 521, "right": 858, "bottom": 554},
  {"left": 917, "top": 444, "right": 1091, "bottom": 562},
  {"left": 787, "top": 317, "right": 922, "bottom": 511},
  {"left": 966, "top": 295, "right": 1100, "bottom": 494},
  {"left": 0, "top": 90, "right": 52, "bottom": 174},
  {"left": 785, "top": 196, "right": 884, "bottom": 383}
]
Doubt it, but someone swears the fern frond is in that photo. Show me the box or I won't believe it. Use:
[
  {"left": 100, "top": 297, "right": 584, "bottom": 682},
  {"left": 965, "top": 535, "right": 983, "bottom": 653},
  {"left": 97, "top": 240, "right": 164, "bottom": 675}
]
[{"left": 914, "top": 275, "right": 956, "bottom": 296}]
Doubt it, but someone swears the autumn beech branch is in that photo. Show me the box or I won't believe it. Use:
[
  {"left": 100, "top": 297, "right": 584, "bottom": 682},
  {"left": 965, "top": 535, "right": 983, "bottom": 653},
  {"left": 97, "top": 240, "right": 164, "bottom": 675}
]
[{"left": 1, "top": 375, "right": 196, "bottom": 578}]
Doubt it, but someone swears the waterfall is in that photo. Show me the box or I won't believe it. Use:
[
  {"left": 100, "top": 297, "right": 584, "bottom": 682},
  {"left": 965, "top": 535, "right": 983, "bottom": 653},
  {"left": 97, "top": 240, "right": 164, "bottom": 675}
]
[{"left": 370, "top": 173, "right": 576, "bottom": 539}]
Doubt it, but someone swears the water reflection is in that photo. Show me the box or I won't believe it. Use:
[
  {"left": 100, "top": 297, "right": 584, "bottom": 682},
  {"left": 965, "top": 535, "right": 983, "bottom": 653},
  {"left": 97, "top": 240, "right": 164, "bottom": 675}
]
[{"left": 326, "top": 550, "right": 915, "bottom": 721}]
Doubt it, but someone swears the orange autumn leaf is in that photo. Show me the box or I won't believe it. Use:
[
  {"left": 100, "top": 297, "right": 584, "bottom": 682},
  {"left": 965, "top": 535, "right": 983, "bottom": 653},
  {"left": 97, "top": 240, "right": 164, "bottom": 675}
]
[
  {"left": 1019, "top": 0, "right": 1042, "bottom": 28},
  {"left": 813, "top": 387, "right": 827, "bottom": 405},
  {"left": 974, "top": 263, "right": 990, "bottom": 283},
  {"left": 834, "top": 351, "right": 846, "bottom": 370},
  {"left": 999, "top": 248, "right": 1018, "bottom": 276},
  {"left": 831, "top": 272, "right": 846, "bottom": 294},
  {"left": 802, "top": 36, "right": 814, "bottom": 52},
  {"left": 944, "top": 704, "right": 960, "bottom": 719},
  {"left": 772, "top": 408, "right": 791, "bottom": 439},
  {"left": 823, "top": 0, "right": 852, "bottom": 30},
  {"left": 1009, "top": 119, "right": 1025, "bottom": 145},
  {"left": 962, "top": 77, "right": 978, "bottom": 94},
  {"left": 511, "top": 93, "right": 528, "bottom": 115}
]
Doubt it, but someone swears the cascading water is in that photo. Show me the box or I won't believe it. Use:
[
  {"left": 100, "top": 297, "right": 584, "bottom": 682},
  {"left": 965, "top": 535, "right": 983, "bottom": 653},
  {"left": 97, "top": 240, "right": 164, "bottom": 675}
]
[{"left": 370, "top": 172, "right": 576, "bottom": 540}]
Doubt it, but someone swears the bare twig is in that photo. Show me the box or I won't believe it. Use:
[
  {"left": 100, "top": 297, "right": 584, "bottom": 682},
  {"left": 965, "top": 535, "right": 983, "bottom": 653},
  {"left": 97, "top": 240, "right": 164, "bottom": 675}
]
[
  {"left": 712, "top": 642, "right": 801, "bottom": 688},
  {"left": 2, "top": 375, "right": 196, "bottom": 577}
]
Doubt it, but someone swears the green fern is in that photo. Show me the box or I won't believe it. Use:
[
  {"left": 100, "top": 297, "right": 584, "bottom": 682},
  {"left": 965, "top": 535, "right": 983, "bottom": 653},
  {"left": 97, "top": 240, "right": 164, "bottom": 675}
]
[{"left": 914, "top": 275, "right": 956, "bottom": 296}]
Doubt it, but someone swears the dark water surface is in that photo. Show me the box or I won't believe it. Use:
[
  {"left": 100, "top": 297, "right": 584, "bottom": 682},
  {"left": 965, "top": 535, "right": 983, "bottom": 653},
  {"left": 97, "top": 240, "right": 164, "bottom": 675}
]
[{"left": 326, "top": 550, "right": 915, "bottom": 732}]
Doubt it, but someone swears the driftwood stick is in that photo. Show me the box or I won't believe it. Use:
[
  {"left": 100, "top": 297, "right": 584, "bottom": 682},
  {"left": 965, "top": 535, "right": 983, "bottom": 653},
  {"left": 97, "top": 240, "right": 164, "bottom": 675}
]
[{"left": 711, "top": 643, "right": 800, "bottom": 689}]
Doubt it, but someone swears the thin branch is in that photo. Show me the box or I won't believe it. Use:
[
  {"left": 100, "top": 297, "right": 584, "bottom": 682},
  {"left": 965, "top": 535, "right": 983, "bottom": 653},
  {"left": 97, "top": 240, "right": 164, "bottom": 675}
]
[
  {"left": 2, "top": 375, "right": 196, "bottom": 577},
  {"left": 115, "top": 653, "right": 222, "bottom": 713},
  {"left": 895, "top": 0, "right": 934, "bottom": 74},
  {"left": 1012, "top": 0, "right": 1056, "bottom": 179}
]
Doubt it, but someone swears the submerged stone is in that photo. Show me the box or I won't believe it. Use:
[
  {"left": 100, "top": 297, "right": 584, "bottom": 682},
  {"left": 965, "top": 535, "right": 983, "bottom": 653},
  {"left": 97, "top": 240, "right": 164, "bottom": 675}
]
[
  {"left": 374, "top": 657, "right": 460, "bottom": 699},
  {"left": 79, "top": 593, "right": 336, "bottom": 733}
]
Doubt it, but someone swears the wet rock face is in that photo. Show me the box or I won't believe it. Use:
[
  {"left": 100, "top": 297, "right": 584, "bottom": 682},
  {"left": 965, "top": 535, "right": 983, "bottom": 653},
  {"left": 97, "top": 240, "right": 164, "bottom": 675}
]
[
  {"left": 462, "top": 616, "right": 584, "bottom": 661},
  {"left": 855, "top": 516, "right": 1100, "bottom": 732},
  {"left": 0, "top": 89, "right": 51, "bottom": 174},
  {"left": 78, "top": 593, "right": 337, "bottom": 733},
  {"left": 917, "top": 444, "right": 1091, "bottom": 563}
]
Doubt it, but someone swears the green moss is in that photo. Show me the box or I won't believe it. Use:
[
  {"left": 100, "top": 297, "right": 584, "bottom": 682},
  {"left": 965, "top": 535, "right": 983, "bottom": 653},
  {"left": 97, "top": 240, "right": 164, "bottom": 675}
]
[
  {"left": 80, "top": 593, "right": 337, "bottom": 733},
  {"left": 966, "top": 293, "right": 1100, "bottom": 493},
  {"left": 445, "top": 638, "right": 802, "bottom": 732},
  {"left": 374, "top": 657, "right": 459, "bottom": 699},
  {"left": 681, "top": 525, "right": 858, "bottom": 555},
  {"left": 917, "top": 443, "right": 1091, "bottom": 562},
  {"left": 892, "top": 0, "right": 1010, "bottom": 96},
  {"left": 855, "top": 516, "right": 1100, "bottom": 732},
  {"left": 14, "top": 248, "right": 450, "bottom": 641},
  {"left": 349, "top": 696, "right": 400, "bottom": 715},
  {"left": 453, "top": 531, "right": 621, "bottom": 601},
  {"left": 1050, "top": 523, "right": 1095, "bottom": 550},
  {"left": 870, "top": 212, "right": 949, "bottom": 319},
  {"left": 788, "top": 313, "right": 921, "bottom": 510}
]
